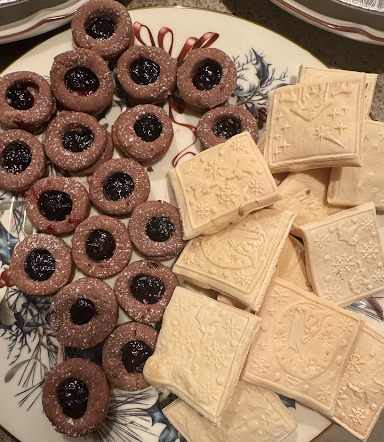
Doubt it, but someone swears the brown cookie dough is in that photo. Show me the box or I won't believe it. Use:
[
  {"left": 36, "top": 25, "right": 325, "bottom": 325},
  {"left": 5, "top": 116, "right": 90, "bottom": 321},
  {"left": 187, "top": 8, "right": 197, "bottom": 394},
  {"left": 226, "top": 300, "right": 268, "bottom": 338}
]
[
  {"left": 128, "top": 200, "right": 186, "bottom": 261},
  {"left": 50, "top": 48, "right": 114, "bottom": 116},
  {"left": 9, "top": 234, "right": 73, "bottom": 296},
  {"left": 42, "top": 358, "right": 110, "bottom": 436},
  {"left": 117, "top": 45, "right": 177, "bottom": 105},
  {"left": 114, "top": 260, "right": 179, "bottom": 324},
  {"left": 50, "top": 277, "right": 118, "bottom": 349},
  {"left": 197, "top": 105, "right": 258, "bottom": 148},
  {"left": 89, "top": 158, "right": 150, "bottom": 216},
  {"left": 72, "top": 0, "right": 133, "bottom": 61},
  {"left": 177, "top": 47, "right": 237, "bottom": 112},
  {"left": 102, "top": 322, "right": 157, "bottom": 391},
  {"left": 112, "top": 104, "right": 173, "bottom": 164},
  {"left": 72, "top": 215, "right": 132, "bottom": 278},
  {"left": 44, "top": 111, "right": 107, "bottom": 172},
  {"left": 25, "top": 177, "right": 90, "bottom": 235},
  {"left": 0, "top": 71, "right": 55, "bottom": 132},
  {"left": 0, "top": 129, "right": 46, "bottom": 192},
  {"left": 78, "top": 129, "right": 114, "bottom": 175}
]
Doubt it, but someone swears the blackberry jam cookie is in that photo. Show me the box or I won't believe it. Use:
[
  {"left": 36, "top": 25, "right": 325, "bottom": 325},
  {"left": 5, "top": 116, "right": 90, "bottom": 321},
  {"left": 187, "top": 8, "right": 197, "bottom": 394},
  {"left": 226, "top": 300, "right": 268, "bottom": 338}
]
[
  {"left": 50, "top": 48, "right": 114, "bottom": 115},
  {"left": 72, "top": 0, "right": 133, "bottom": 61},
  {"left": 0, "top": 71, "right": 55, "bottom": 132},
  {"left": 197, "top": 105, "right": 258, "bottom": 148},
  {"left": 9, "top": 234, "right": 73, "bottom": 296},
  {"left": 102, "top": 322, "right": 157, "bottom": 391},
  {"left": 72, "top": 215, "right": 132, "bottom": 278},
  {"left": 117, "top": 45, "right": 177, "bottom": 105},
  {"left": 89, "top": 158, "right": 150, "bottom": 216},
  {"left": 42, "top": 358, "right": 110, "bottom": 436},
  {"left": 128, "top": 200, "right": 185, "bottom": 261},
  {"left": 177, "top": 48, "right": 237, "bottom": 112},
  {"left": 50, "top": 277, "right": 118, "bottom": 349},
  {"left": 0, "top": 129, "right": 46, "bottom": 192},
  {"left": 112, "top": 104, "right": 173, "bottom": 164},
  {"left": 44, "top": 111, "right": 108, "bottom": 172},
  {"left": 25, "top": 177, "right": 90, "bottom": 235},
  {"left": 114, "top": 260, "right": 179, "bottom": 324}
]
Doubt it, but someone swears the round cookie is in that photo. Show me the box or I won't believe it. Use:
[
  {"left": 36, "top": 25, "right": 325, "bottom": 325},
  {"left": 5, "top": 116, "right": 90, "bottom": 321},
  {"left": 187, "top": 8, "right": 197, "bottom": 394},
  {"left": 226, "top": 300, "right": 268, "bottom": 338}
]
[
  {"left": 78, "top": 129, "right": 114, "bottom": 175},
  {"left": 42, "top": 358, "right": 110, "bottom": 436},
  {"left": 25, "top": 177, "right": 90, "bottom": 235},
  {"left": 9, "top": 234, "right": 73, "bottom": 296},
  {"left": 102, "top": 322, "right": 157, "bottom": 391}
]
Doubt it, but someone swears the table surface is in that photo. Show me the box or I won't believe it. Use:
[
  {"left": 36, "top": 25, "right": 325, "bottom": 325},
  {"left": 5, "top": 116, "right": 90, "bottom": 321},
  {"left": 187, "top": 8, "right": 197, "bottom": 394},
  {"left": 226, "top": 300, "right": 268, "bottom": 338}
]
[{"left": 0, "top": 1, "right": 383, "bottom": 441}]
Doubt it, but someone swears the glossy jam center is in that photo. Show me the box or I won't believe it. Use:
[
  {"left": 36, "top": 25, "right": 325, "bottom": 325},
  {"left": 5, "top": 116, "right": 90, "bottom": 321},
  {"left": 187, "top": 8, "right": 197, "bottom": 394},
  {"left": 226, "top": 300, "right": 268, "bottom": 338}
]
[
  {"left": 70, "top": 298, "right": 96, "bottom": 325},
  {"left": 64, "top": 67, "right": 99, "bottom": 96},
  {"left": 130, "top": 274, "right": 165, "bottom": 305},
  {"left": 134, "top": 114, "right": 162, "bottom": 142},
  {"left": 213, "top": 117, "right": 241, "bottom": 140},
  {"left": 1, "top": 141, "right": 31, "bottom": 174},
  {"left": 145, "top": 215, "right": 175, "bottom": 242},
  {"left": 38, "top": 190, "right": 73, "bottom": 222},
  {"left": 103, "top": 172, "right": 134, "bottom": 201},
  {"left": 85, "top": 229, "right": 116, "bottom": 262},
  {"left": 85, "top": 16, "right": 116, "bottom": 40},
  {"left": 62, "top": 126, "right": 94, "bottom": 153},
  {"left": 192, "top": 59, "right": 222, "bottom": 91},
  {"left": 58, "top": 378, "right": 89, "bottom": 419},
  {"left": 121, "top": 340, "right": 153, "bottom": 373},
  {"left": 6, "top": 82, "right": 35, "bottom": 110},
  {"left": 24, "top": 248, "right": 55, "bottom": 281},
  {"left": 130, "top": 58, "right": 160, "bottom": 85}
]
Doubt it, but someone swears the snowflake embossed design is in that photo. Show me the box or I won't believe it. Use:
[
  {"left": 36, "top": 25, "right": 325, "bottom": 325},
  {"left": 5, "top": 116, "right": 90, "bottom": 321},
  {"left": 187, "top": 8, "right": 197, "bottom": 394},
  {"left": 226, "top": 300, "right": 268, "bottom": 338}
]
[
  {"left": 216, "top": 182, "right": 240, "bottom": 208},
  {"left": 345, "top": 350, "right": 365, "bottom": 375},
  {"left": 358, "top": 241, "right": 379, "bottom": 263},
  {"left": 253, "top": 357, "right": 270, "bottom": 375},
  {"left": 324, "top": 283, "right": 342, "bottom": 301},
  {"left": 195, "top": 202, "right": 211, "bottom": 219},
  {"left": 248, "top": 179, "right": 265, "bottom": 194},
  {"left": 349, "top": 405, "right": 368, "bottom": 426},
  {"left": 201, "top": 342, "right": 227, "bottom": 369},
  {"left": 314, "top": 234, "right": 330, "bottom": 249},
  {"left": 232, "top": 270, "right": 252, "bottom": 287},
  {"left": 331, "top": 254, "right": 355, "bottom": 279},
  {"left": 372, "top": 269, "right": 384, "bottom": 284},
  {"left": 223, "top": 318, "right": 242, "bottom": 339},
  {"left": 317, "top": 385, "right": 332, "bottom": 403},
  {"left": 205, "top": 159, "right": 225, "bottom": 180}
]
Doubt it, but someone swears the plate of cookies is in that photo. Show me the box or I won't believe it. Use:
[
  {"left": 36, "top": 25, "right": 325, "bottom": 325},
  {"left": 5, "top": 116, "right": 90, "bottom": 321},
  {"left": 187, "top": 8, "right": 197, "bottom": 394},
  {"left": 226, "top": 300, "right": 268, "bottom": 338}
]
[{"left": 0, "top": 1, "right": 383, "bottom": 442}]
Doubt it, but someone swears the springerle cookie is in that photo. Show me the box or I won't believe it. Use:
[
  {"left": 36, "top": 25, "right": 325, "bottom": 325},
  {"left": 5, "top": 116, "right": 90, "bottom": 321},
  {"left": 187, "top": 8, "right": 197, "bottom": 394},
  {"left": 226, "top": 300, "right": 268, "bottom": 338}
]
[
  {"left": 169, "top": 131, "right": 279, "bottom": 240},
  {"left": 328, "top": 121, "right": 384, "bottom": 211},
  {"left": 143, "top": 287, "right": 260, "bottom": 423},
  {"left": 263, "top": 77, "right": 364, "bottom": 172},
  {"left": 243, "top": 278, "right": 364, "bottom": 416},
  {"left": 301, "top": 203, "right": 384, "bottom": 306},
  {"left": 274, "top": 169, "right": 344, "bottom": 237},
  {"left": 217, "top": 294, "right": 250, "bottom": 311},
  {"left": 334, "top": 326, "right": 384, "bottom": 441},
  {"left": 173, "top": 208, "right": 295, "bottom": 311},
  {"left": 164, "top": 381, "right": 297, "bottom": 442}
]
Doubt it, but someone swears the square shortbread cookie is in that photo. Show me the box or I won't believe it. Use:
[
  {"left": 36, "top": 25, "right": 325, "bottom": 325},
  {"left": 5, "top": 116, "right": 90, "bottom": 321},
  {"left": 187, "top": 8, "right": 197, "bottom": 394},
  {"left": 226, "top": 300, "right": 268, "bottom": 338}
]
[
  {"left": 173, "top": 208, "right": 295, "bottom": 311},
  {"left": 143, "top": 287, "right": 260, "bottom": 423},
  {"left": 328, "top": 121, "right": 384, "bottom": 211},
  {"left": 169, "top": 131, "right": 279, "bottom": 240},
  {"left": 301, "top": 203, "right": 384, "bottom": 306},
  {"left": 243, "top": 278, "right": 364, "bottom": 416},
  {"left": 163, "top": 381, "right": 297, "bottom": 442},
  {"left": 263, "top": 77, "right": 364, "bottom": 173}
]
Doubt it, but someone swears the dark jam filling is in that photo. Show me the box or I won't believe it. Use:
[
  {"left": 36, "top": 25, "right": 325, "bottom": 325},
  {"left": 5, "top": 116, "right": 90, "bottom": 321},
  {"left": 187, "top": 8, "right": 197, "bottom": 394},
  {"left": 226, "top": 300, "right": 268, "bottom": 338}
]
[
  {"left": 103, "top": 172, "right": 134, "bottom": 201},
  {"left": 121, "top": 340, "right": 153, "bottom": 373},
  {"left": 213, "top": 117, "right": 242, "bottom": 140},
  {"left": 38, "top": 190, "right": 73, "bottom": 222},
  {"left": 192, "top": 59, "right": 222, "bottom": 91},
  {"left": 134, "top": 114, "right": 162, "bottom": 142},
  {"left": 58, "top": 378, "right": 89, "bottom": 419},
  {"left": 85, "top": 229, "right": 116, "bottom": 262},
  {"left": 70, "top": 298, "right": 96, "bottom": 325},
  {"left": 62, "top": 126, "right": 94, "bottom": 153},
  {"left": 64, "top": 67, "right": 99, "bottom": 96},
  {"left": 129, "top": 58, "right": 160, "bottom": 85},
  {"left": 145, "top": 215, "right": 175, "bottom": 243},
  {"left": 85, "top": 16, "right": 117, "bottom": 40},
  {"left": 1, "top": 141, "right": 31, "bottom": 174},
  {"left": 24, "top": 248, "right": 55, "bottom": 281},
  {"left": 6, "top": 82, "right": 35, "bottom": 110},
  {"left": 130, "top": 274, "right": 165, "bottom": 305}
]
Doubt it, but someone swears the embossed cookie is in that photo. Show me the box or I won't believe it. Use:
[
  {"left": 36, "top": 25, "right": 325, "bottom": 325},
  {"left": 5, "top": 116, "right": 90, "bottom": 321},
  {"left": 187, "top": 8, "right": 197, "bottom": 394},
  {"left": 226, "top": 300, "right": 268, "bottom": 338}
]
[
  {"left": 173, "top": 208, "right": 295, "bottom": 311},
  {"left": 328, "top": 121, "right": 384, "bottom": 211},
  {"left": 144, "top": 287, "right": 260, "bottom": 423},
  {"left": 164, "top": 381, "right": 297, "bottom": 442},
  {"left": 169, "top": 131, "right": 279, "bottom": 240},
  {"left": 243, "top": 278, "right": 364, "bottom": 417},
  {"left": 263, "top": 77, "right": 364, "bottom": 173},
  {"left": 301, "top": 202, "right": 384, "bottom": 306}
]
